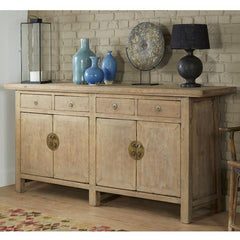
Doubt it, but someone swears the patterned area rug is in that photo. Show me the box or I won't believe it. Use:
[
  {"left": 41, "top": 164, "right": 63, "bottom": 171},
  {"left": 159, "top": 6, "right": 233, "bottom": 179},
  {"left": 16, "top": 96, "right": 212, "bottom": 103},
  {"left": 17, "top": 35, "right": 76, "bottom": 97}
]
[{"left": 0, "top": 206, "right": 124, "bottom": 231}]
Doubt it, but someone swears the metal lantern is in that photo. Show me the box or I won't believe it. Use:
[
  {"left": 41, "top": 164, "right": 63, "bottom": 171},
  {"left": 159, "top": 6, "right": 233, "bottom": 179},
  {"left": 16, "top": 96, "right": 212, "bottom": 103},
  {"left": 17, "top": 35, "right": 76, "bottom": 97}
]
[{"left": 21, "top": 18, "right": 52, "bottom": 83}]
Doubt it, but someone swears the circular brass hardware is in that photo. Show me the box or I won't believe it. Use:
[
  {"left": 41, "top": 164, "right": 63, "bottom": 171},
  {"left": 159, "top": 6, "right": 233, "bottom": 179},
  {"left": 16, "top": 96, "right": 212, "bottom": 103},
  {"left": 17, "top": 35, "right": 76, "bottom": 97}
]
[
  {"left": 128, "top": 141, "right": 144, "bottom": 160},
  {"left": 34, "top": 100, "right": 38, "bottom": 106},
  {"left": 68, "top": 102, "right": 74, "bottom": 108},
  {"left": 47, "top": 133, "right": 59, "bottom": 151},
  {"left": 112, "top": 103, "right": 118, "bottom": 110},
  {"left": 155, "top": 105, "right": 161, "bottom": 112}
]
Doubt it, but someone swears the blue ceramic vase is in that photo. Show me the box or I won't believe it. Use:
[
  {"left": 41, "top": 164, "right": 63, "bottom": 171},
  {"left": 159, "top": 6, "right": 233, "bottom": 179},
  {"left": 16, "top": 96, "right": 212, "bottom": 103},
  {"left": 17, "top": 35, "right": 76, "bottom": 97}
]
[
  {"left": 84, "top": 57, "right": 104, "bottom": 85},
  {"left": 72, "top": 38, "right": 95, "bottom": 84},
  {"left": 101, "top": 51, "right": 117, "bottom": 85}
]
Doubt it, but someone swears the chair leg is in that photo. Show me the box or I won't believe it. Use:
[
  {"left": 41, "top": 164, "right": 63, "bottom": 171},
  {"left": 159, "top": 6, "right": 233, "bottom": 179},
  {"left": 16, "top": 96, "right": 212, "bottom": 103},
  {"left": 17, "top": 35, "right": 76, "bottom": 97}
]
[
  {"left": 232, "top": 175, "right": 240, "bottom": 227},
  {"left": 228, "top": 168, "right": 235, "bottom": 231}
]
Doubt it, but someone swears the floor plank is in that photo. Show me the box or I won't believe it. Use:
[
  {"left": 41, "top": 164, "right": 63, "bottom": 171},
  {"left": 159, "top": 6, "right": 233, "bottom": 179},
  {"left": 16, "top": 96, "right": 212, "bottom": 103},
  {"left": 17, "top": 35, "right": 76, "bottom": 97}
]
[{"left": 0, "top": 182, "right": 233, "bottom": 231}]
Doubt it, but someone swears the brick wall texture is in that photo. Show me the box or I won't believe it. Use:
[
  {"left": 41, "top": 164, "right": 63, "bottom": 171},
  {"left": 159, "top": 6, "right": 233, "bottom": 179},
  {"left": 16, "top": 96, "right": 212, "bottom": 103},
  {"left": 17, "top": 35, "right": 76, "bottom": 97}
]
[{"left": 28, "top": 10, "right": 240, "bottom": 204}]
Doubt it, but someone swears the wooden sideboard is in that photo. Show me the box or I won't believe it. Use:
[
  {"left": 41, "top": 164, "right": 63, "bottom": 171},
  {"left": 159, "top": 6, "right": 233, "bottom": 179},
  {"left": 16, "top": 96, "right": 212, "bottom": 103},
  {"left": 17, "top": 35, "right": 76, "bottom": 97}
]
[{"left": 4, "top": 83, "right": 236, "bottom": 223}]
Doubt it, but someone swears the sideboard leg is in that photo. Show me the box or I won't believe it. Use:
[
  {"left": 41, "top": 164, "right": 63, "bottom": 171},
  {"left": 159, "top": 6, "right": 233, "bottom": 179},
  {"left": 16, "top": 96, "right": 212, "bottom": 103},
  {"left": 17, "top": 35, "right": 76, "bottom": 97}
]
[
  {"left": 15, "top": 178, "right": 25, "bottom": 193},
  {"left": 89, "top": 188, "right": 101, "bottom": 206},
  {"left": 180, "top": 203, "right": 192, "bottom": 224}
]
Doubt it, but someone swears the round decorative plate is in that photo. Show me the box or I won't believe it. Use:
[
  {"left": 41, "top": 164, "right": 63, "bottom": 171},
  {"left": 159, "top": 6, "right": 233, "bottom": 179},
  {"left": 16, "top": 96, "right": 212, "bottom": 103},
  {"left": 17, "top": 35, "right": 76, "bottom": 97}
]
[{"left": 126, "top": 22, "right": 165, "bottom": 71}]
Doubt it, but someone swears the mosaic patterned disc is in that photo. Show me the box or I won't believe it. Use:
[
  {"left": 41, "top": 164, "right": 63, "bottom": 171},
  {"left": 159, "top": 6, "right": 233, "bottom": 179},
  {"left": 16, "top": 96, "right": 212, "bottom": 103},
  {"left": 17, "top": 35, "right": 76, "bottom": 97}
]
[{"left": 127, "top": 22, "right": 165, "bottom": 71}]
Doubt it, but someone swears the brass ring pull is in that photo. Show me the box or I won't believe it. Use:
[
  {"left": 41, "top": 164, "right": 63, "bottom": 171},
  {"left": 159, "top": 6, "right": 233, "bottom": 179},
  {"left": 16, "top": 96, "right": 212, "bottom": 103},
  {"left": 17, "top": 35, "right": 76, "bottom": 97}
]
[
  {"left": 47, "top": 133, "right": 59, "bottom": 151},
  {"left": 128, "top": 141, "right": 144, "bottom": 160},
  {"left": 34, "top": 100, "right": 38, "bottom": 106},
  {"left": 68, "top": 102, "right": 74, "bottom": 108},
  {"left": 155, "top": 105, "right": 161, "bottom": 112},
  {"left": 112, "top": 103, "right": 118, "bottom": 110}
]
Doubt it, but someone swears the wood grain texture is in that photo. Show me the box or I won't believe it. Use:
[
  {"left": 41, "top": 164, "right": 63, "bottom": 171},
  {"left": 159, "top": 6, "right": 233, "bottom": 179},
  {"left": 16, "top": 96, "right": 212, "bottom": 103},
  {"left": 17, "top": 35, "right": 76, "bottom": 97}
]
[
  {"left": 21, "top": 93, "right": 52, "bottom": 110},
  {"left": 53, "top": 115, "right": 89, "bottom": 183},
  {"left": 96, "top": 97, "right": 135, "bottom": 115},
  {"left": 15, "top": 91, "right": 25, "bottom": 192},
  {"left": 5, "top": 83, "right": 235, "bottom": 223},
  {"left": 138, "top": 99, "right": 181, "bottom": 118},
  {"left": 0, "top": 183, "right": 233, "bottom": 231},
  {"left": 20, "top": 113, "right": 53, "bottom": 177},
  {"left": 54, "top": 95, "right": 89, "bottom": 112},
  {"left": 4, "top": 83, "right": 236, "bottom": 98},
  {"left": 191, "top": 98, "right": 216, "bottom": 201},
  {"left": 180, "top": 98, "right": 192, "bottom": 223},
  {"left": 137, "top": 121, "right": 181, "bottom": 197},
  {"left": 96, "top": 118, "right": 137, "bottom": 190}
]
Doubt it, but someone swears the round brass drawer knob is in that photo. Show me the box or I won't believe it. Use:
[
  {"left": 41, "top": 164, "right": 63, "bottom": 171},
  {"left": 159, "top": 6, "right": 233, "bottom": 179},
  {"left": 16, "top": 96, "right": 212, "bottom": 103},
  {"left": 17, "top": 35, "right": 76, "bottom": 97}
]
[
  {"left": 34, "top": 100, "right": 38, "bottom": 106},
  {"left": 112, "top": 103, "right": 118, "bottom": 110},
  {"left": 155, "top": 105, "right": 161, "bottom": 112},
  {"left": 68, "top": 102, "right": 74, "bottom": 108}
]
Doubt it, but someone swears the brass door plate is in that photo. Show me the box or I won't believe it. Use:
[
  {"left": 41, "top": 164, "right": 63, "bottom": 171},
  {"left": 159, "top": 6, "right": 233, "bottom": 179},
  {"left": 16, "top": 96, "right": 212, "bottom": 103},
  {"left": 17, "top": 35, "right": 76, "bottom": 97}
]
[
  {"left": 47, "top": 133, "right": 59, "bottom": 151},
  {"left": 128, "top": 140, "right": 144, "bottom": 160}
]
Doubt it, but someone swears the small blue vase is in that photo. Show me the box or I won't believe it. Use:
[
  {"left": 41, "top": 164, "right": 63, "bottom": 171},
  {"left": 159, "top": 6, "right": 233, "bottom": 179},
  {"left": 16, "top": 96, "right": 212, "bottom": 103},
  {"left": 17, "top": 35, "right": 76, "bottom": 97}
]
[
  {"left": 101, "top": 51, "right": 117, "bottom": 85},
  {"left": 72, "top": 38, "right": 95, "bottom": 84},
  {"left": 84, "top": 57, "right": 104, "bottom": 85}
]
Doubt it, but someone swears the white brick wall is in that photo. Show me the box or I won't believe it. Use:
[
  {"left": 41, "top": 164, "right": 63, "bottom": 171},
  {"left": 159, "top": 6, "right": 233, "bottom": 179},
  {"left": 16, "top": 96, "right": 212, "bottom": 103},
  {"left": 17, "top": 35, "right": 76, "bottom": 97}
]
[{"left": 28, "top": 10, "right": 240, "bottom": 205}]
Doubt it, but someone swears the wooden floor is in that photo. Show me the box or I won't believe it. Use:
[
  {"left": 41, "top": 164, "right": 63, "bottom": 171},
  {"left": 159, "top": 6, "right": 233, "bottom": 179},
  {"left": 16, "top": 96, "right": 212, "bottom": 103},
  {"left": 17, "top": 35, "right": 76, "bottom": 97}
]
[{"left": 0, "top": 181, "right": 236, "bottom": 231}]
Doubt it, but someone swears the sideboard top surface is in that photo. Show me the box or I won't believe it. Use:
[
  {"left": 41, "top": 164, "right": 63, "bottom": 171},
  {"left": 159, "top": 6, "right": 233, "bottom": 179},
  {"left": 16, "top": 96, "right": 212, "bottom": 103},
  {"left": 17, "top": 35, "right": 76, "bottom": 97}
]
[{"left": 3, "top": 82, "right": 236, "bottom": 98}]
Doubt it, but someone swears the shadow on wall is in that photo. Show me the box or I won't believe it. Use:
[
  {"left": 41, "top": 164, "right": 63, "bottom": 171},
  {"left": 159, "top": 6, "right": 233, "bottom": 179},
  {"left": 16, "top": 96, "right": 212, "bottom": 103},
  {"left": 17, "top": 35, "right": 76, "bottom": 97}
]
[
  {"left": 0, "top": 86, "right": 15, "bottom": 187},
  {"left": 115, "top": 51, "right": 125, "bottom": 83},
  {"left": 158, "top": 24, "right": 172, "bottom": 70},
  {"left": 208, "top": 24, "right": 222, "bottom": 49}
]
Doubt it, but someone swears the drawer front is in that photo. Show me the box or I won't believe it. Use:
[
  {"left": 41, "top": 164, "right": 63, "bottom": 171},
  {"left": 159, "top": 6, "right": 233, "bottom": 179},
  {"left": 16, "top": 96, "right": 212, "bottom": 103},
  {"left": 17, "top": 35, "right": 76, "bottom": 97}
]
[
  {"left": 55, "top": 96, "right": 89, "bottom": 112},
  {"left": 96, "top": 98, "right": 135, "bottom": 115},
  {"left": 21, "top": 94, "right": 52, "bottom": 110},
  {"left": 138, "top": 99, "right": 181, "bottom": 118}
]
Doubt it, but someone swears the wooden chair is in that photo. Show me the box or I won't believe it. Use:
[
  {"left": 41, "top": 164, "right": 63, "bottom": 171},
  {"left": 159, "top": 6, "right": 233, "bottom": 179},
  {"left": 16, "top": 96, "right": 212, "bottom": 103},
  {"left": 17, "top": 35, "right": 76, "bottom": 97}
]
[{"left": 219, "top": 126, "right": 240, "bottom": 231}]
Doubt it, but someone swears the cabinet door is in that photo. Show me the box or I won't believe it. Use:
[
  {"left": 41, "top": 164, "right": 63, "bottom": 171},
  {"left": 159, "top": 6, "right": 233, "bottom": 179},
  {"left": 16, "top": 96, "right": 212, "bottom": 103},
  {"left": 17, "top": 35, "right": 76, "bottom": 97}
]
[
  {"left": 137, "top": 121, "right": 180, "bottom": 197},
  {"left": 96, "top": 118, "right": 136, "bottom": 190},
  {"left": 53, "top": 115, "right": 89, "bottom": 183},
  {"left": 21, "top": 113, "right": 53, "bottom": 177}
]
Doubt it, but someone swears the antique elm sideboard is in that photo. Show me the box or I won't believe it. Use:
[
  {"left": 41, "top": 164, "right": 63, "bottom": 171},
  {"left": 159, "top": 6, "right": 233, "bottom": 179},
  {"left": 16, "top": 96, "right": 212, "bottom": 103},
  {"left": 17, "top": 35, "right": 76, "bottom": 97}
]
[{"left": 4, "top": 83, "right": 236, "bottom": 223}]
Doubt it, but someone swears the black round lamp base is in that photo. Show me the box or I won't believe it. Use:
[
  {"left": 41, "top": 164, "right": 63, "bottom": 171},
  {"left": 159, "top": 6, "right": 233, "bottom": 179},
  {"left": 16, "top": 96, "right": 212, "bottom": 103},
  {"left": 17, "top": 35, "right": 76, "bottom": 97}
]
[
  {"left": 178, "top": 49, "right": 203, "bottom": 88},
  {"left": 180, "top": 82, "right": 201, "bottom": 88}
]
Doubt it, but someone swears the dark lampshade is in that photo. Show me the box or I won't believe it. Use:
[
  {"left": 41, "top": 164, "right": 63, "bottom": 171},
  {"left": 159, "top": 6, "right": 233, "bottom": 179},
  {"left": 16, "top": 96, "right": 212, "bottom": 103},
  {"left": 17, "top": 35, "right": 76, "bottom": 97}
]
[{"left": 170, "top": 24, "right": 210, "bottom": 50}]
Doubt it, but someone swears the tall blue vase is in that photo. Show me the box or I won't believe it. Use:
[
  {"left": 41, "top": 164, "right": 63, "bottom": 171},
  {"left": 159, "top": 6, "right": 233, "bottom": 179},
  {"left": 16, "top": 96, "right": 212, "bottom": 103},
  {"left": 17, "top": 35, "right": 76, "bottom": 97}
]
[
  {"left": 72, "top": 39, "right": 95, "bottom": 84},
  {"left": 84, "top": 57, "right": 104, "bottom": 85},
  {"left": 101, "top": 51, "right": 117, "bottom": 85}
]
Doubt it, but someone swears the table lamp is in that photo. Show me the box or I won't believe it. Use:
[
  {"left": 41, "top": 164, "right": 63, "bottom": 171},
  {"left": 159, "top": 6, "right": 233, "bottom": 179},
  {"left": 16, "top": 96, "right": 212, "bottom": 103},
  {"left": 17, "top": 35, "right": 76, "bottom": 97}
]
[{"left": 170, "top": 24, "right": 210, "bottom": 88}]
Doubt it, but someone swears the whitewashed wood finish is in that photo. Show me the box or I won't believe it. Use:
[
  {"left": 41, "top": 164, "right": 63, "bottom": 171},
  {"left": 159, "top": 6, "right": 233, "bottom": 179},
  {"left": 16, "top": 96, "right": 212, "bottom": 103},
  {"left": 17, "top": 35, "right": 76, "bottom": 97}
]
[
  {"left": 53, "top": 115, "right": 89, "bottom": 183},
  {"left": 15, "top": 92, "right": 25, "bottom": 192},
  {"left": 20, "top": 113, "right": 53, "bottom": 177},
  {"left": 191, "top": 99, "right": 216, "bottom": 200},
  {"left": 4, "top": 83, "right": 236, "bottom": 223},
  {"left": 21, "top": 94, "right": 52, "bottom": 110},
  {"left": 137, "top": 121, "right": 181, "bottom": 197},
  {"left": 96, "top": 118, "right": 137, "bottom": 190},
  {"left": 4, "top": 83, "right": 236, "bottom": 98},
  {"left": 54, "top": 95, "right": 89, "bottom": 112},
  {"left": 96, "top": 97, "right": 135, "bottom": 115},
  {"left": 138, "top": 99, "right": 181, "bottom": 118},
  {"left": 180, "top": 98, "right": 192, "bottom": 224}
]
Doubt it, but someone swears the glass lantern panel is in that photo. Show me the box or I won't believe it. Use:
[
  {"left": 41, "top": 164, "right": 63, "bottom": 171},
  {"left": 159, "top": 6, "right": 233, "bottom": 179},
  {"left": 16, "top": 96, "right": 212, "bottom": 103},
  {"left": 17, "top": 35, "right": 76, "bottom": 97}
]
[
  {"left": 21, "top": 22, "right": 52, "bottom": 83},
  {"left": 41, "top": 23, "right": 51, "bottom": 82},
  {"left": 21, "top": 23, "right": 41, "bottom": 83}
]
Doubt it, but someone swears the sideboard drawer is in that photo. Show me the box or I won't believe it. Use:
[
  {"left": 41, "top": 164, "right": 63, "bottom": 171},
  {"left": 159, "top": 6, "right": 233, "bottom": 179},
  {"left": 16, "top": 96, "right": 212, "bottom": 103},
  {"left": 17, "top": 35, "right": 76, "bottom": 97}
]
[
  {"left": 21, "top": 94, "right": 52, "bottom": 110},
  {"left": 138, "top": 99, "right": 181, "bottom": 118},
  {"left": 96, "top": 97, "right": 135, "bottom": 115},
  {"left": 55, "top": 95, "right": 89, "bottom": 112}
]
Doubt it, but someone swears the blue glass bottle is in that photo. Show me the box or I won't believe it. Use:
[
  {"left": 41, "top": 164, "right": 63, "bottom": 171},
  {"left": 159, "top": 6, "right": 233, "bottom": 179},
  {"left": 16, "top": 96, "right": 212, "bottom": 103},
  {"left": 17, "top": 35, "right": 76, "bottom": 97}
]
[
  {"left": 72, "top": 39, "right": 95, "bottom": 84},
  {"left": 101, "top": 51, "right": 117, "bottom": 85},
  {"left": 84, "top": 57, "right": 104, "bottom": 85}
]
